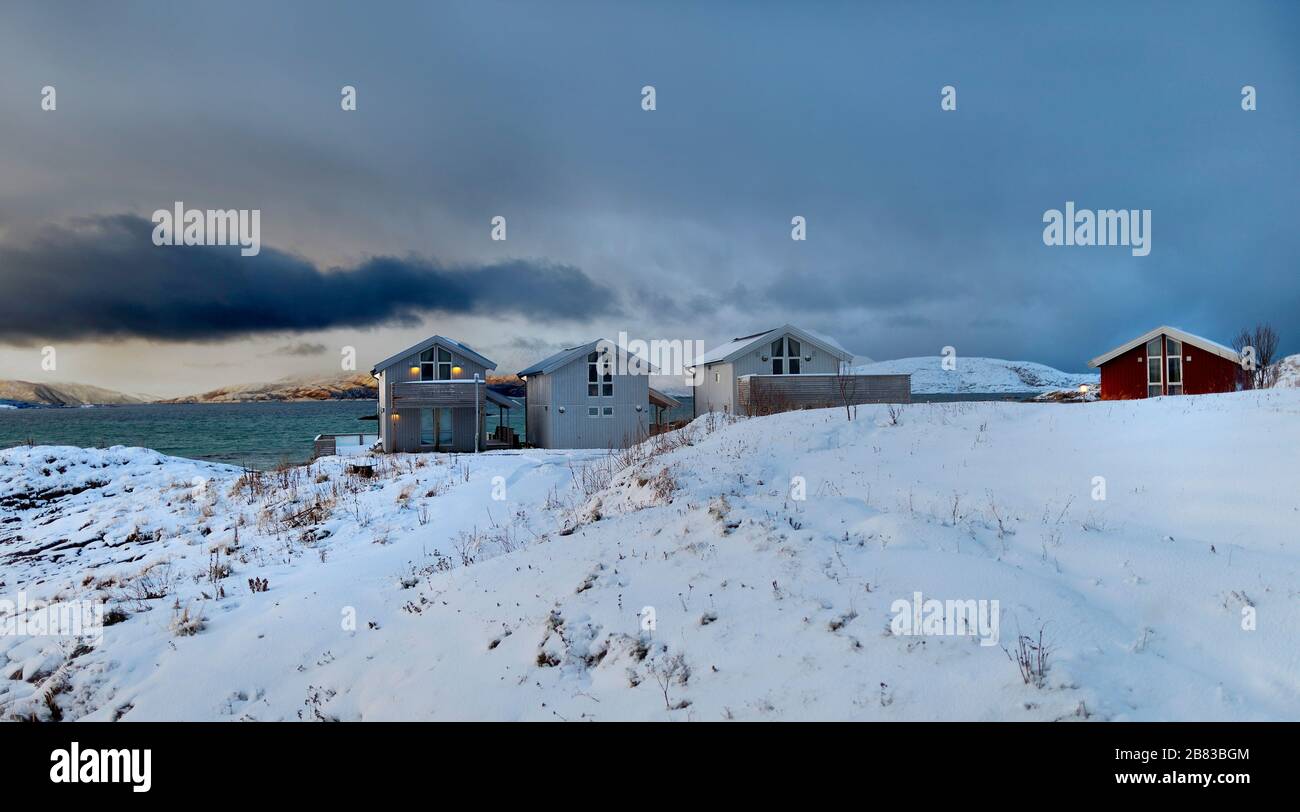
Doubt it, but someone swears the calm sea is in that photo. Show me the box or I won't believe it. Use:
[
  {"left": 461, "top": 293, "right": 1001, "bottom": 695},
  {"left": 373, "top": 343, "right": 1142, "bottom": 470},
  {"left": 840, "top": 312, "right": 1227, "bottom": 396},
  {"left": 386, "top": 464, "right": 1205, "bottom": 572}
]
[{"left": 0, "top": 396, "right": 697, "bottom": 470}]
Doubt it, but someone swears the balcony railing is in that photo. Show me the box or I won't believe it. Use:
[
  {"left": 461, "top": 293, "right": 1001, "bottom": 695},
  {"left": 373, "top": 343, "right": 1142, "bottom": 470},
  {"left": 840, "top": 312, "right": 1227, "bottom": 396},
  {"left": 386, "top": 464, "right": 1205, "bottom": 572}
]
[{"left": 391, "top": 379, "right": 485, "bottom": 408}]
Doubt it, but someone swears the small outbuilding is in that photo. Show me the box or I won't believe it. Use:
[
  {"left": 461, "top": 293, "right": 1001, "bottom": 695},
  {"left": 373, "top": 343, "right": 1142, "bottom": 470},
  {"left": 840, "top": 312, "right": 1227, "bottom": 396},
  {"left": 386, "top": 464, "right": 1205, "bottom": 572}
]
[{"left": 1087, "top": 326, "right": 1241, "bottom": 400}]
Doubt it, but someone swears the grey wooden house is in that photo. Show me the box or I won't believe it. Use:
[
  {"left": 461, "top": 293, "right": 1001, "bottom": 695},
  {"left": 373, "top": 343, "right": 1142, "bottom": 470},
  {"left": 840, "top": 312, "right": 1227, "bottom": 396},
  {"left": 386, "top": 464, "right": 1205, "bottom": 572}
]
[
  {"left": 519, "top": 340, "right": 674, "bottom": 449},
  {"left": 692, "top": 324, "right": 910, "bottom": 415},
  {"left": 371, "top": 335, "right": 515, "bottom": 453}
]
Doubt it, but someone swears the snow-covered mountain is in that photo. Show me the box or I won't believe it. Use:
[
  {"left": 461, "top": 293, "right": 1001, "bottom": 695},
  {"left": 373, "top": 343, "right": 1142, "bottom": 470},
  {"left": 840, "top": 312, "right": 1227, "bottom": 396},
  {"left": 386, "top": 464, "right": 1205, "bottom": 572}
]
[
  {"left": 1, "top": 389, "right": 1296, "bottom": 721},
  {"left": 854, "top": 356, "right": 1098, "bottom": 394},
  {"left": 0, "top": 380, "right": 150, "bottom": 407},
  {"left": 166, "top": 373, "right": 378, "bottom": 403}
]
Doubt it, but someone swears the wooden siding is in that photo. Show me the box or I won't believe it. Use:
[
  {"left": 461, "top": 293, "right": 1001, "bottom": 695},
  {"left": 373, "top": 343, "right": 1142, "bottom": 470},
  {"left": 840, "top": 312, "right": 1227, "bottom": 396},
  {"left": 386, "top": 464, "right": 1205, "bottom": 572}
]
[
  {"left": 525, "top": 353, "right": 651, "bottom": 449},
  {"left": 525, "top": 373, "right": 553, "bottom": 449},
  {"left": 1183, "top": 342, "right": 1241, "bottom": 394},
  {"left": 737, "top": 374, "right": 911, "bottom": 413},
  {"left": 1098, "top": 342, "right": 1147, "bottom": 400}
]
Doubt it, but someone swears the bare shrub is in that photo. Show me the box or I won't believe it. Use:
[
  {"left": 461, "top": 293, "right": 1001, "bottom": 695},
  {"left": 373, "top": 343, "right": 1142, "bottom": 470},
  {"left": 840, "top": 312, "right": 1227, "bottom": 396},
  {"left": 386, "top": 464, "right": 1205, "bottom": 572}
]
[
  {"left": 169, "top": 600, "right": 205, "bottom": 637},
  {"left": 650, "top": 651, "right": 691, "bottom": 710},
  {"left": 649, "top": 466, "right": 678, "bottom": 504},
  {"left": 1232, "top": 323, "right": 1281, "bottom": 389},
  {"left": 1006, "top": 625, "right": 1051, "bottom": 687},
  {"left": 118, "top": 561, "right": 177, "bottom": 609}
]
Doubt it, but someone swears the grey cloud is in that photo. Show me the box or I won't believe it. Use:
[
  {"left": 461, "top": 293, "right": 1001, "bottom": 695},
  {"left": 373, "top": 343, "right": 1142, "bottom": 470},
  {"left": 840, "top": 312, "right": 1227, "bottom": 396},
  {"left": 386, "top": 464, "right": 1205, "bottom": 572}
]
[{"left": 0, "top": 215, "right": 622, "bottom": 343}]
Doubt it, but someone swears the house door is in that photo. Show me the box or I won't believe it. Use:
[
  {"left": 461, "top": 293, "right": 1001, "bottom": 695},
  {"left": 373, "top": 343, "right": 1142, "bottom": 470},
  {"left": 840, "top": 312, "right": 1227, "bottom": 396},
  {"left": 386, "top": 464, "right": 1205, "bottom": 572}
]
[{"left": 420, "top": 408, "right": 455, "bottom": 449}]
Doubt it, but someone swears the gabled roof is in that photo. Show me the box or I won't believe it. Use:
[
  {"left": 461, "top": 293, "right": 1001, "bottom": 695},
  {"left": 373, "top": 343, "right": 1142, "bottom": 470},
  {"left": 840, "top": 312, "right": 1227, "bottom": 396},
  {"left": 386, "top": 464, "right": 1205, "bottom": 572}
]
[
  {"left": 694, "top": 324, "right": 855, "bottom": 366},
  {"left": 517, "top": 339, "right": 658, "bottom": 377},
  {"left": 1088, "top": 326, "right": 1240, "bottom": 368},
  {"left": 371, "top": 335, "right": 497, "bottom": 376},
  {"left": 648, "top": 387, "right": 682, "bottom": 410}
]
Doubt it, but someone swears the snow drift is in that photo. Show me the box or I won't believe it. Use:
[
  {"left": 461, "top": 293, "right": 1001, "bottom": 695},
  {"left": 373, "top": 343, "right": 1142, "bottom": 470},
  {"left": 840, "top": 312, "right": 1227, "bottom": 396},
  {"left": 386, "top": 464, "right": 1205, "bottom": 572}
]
[{"left": 1, "top": 389, "right": 1297, "bottom": 721}]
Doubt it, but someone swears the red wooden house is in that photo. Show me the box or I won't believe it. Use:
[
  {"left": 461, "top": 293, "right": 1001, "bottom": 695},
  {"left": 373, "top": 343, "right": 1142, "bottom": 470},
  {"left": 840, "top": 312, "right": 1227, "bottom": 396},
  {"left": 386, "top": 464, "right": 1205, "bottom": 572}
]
[{"left": 1088, "top": 326, "right": 1241, "bottom": 400}]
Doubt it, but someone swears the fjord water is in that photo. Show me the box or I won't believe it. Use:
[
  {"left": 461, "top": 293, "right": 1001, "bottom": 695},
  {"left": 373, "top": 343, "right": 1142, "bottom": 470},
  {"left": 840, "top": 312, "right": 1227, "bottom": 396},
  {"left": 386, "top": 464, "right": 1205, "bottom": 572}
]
[
  {"left": 0, "top": 396, "right": 699, "bottom": 469},
  {"left": 0, "top": 401, "right": 382, "bottom": 469}
]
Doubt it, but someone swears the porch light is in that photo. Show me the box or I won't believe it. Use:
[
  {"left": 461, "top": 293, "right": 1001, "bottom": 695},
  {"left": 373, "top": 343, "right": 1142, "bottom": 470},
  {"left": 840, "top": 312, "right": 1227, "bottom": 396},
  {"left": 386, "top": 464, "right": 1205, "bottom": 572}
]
[
  {"left": 451, "top": 365, "right": 463, "bottom": 377},
  {"left": 391, "top": 413, "right": 399, "bottom": 420},
  {"left": 760, "top": 354, "right": 769, "bottom": 362},
  {"left": 409, "top": 366, "right": 420, "bottom": 375},
  {"left": 804, "top": 355, "right": 812, "bottom": 362},
  {"left": 1078, "top": 385, "right": 1090, "bottom": 394},
  {"left": 558, "top": 406, "right": 566, "bottom": 414}
]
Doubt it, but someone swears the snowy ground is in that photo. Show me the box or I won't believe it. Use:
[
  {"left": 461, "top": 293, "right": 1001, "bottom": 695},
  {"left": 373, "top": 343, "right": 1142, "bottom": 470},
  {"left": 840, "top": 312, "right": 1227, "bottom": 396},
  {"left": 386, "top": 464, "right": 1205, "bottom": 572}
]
[
  {"left": 855, "top": 356, "right": 1098, "bottom": 394},
  {"left": 1, "top": 389, "right": 1298, "bottom": 721}
]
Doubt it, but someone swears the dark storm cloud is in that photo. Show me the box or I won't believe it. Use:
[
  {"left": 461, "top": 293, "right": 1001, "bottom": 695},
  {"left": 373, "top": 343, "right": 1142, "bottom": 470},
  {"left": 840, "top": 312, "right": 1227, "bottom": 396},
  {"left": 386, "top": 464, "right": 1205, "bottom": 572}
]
[{"left": 0, "top": 215, "right": 620, "bottom": 342}]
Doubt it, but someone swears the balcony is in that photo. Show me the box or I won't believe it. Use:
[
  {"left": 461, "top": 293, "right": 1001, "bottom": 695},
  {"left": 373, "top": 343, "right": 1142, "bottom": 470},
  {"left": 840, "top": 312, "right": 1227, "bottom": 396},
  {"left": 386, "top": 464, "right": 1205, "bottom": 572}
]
[{"left": 391, "top": 379, "right": 486, "bottom": 408}]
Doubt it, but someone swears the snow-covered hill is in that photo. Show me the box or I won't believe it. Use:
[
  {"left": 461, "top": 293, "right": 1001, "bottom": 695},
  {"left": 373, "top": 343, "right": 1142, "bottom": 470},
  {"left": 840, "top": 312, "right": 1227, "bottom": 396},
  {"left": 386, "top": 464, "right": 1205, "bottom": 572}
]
[
  {"left": 165, "top": 373, "right": 378, "bottom": 402},
  {"left": 0, "top": 380, "right": 150, "bottom": 406},
  {"left": 855, "top": 356, "right": 1098, "bottom": 394},
  {"left": 1273, "top": 354, "right": 1300, "bottom": 388},
  {"left": 2, "top": 390, "right": 1298, "bottom": 721}
]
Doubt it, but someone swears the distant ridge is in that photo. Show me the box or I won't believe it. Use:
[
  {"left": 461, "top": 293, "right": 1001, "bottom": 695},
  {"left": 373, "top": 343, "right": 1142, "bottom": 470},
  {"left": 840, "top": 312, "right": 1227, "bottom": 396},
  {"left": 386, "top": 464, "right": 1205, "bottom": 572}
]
[
  {"left": 0, "top": 380, "right": 149, "bottom": 406},
  {"left": 166, "top": 373, "right": 378, "bottom": 403}
]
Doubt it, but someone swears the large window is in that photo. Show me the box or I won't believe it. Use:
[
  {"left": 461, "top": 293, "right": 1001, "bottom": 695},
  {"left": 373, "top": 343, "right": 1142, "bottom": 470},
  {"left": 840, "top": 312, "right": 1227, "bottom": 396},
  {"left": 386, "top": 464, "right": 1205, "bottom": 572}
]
[
  {"left": 1146, "top": 338, "right": 1162, "bottom": 397},
  {"left": 770, "top": 337, "right": 802, "bottom": 375},
  {"left": 588, "top": 351, "right": 612, "bottom": 397},
  {"left": 1166, "top": 338, "right": 1183, "bottom": 395},
  {"left": 420, "top": 408, "right": 454, "bottom": 448},
  {"left": 419, "top": 347, "right": 454, "bottom": 380}
]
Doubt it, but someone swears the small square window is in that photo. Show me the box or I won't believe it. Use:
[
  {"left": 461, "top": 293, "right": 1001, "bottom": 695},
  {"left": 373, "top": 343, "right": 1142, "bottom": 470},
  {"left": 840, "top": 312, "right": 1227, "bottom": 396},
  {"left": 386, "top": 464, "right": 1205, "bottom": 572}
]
[
  {"left": 587, "top": 406, "right": 598, "bottom": 417},
  {"left": 602, "top": 406, "right": 613, "bottom": 417},
  {"left": 588, "top": 383, "right": 598, "bottom": 396},
  {"left": 602, "top": 383, "right": 613, "bottom": 397}
]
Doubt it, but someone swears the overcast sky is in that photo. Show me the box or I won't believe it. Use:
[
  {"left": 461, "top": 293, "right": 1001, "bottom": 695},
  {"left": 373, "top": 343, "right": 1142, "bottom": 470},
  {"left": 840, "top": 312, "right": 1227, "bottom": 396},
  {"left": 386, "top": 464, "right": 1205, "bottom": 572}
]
[{"left": 0, "top": 1, "right": 1296, "bottom": 396}]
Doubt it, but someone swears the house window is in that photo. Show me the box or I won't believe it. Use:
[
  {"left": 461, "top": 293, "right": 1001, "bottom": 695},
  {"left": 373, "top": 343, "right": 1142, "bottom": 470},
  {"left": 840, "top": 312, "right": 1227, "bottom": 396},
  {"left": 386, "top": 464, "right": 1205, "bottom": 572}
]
[
  {"left": 420, "top": 348, "right": 454, "bottom": 379},
  {"left": 602, "top": 406, "right": 614, "bottom": 417},
  {"left": 1145, "top": 338, "right": 1162, "bottom": 397},
  {"left": 1166, "top": 338, "right": 1183, "bottom": 395},
  {"left": 588, "top": 351, "right": 613, "bottom": 397},
  {"left": 770, "top": 337, "right": 801, "bottom": 374},
  {"left": 588, "top": 406, "right": 599, "bottom": 417},
  {"left": 420, "top": 408, "right": 454, "bottom": 448},
  {"left": 714, "top": 372, "right": 720, "bottom": 383}
]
